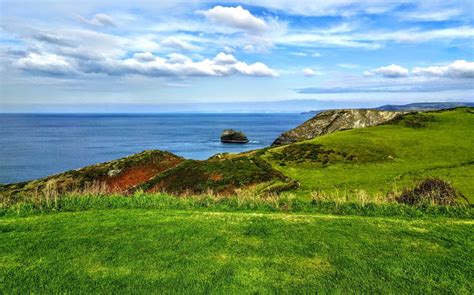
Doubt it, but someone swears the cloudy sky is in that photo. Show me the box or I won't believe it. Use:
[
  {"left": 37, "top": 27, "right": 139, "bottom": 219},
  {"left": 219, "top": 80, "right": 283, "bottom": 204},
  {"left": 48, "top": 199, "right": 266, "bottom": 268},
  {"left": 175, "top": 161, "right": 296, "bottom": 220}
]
[{"left": 1, "top": 0, "right": 473, "bottom": 112}]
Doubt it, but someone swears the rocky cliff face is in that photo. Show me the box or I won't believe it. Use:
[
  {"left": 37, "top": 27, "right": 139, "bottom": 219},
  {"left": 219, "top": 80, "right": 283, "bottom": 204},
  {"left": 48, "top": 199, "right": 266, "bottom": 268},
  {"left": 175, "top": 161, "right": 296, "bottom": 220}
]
[{"left": 272, "top": 109, "right": 405, "bottom": 146}]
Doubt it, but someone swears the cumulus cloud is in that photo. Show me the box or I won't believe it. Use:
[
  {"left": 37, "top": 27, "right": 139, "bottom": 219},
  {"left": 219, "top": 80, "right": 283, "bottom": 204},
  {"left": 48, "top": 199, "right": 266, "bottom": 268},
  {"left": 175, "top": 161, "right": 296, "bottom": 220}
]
[
  {"left": 198, "top": 6, "right": 268, "bottom": 34},
  {"left": 364, "top": 64, "right": 409, "bottom": 78},
  {"left": 161, "top": 37, "right": 201, "bottom": 51},
  {"left": 367, "top": 60, "right": 474, "bottom": 79},
  {"left": 15, "top": 51, "right": 278, "bottom": 78},
  {"left": 412, "top": 60, "right": 474, "bottom": 79},
  {"left": 78, "top": 13, "right": 115, "bottom": 27},
  {"left": 16, "top": 53, "right": 77, "bottom": 75}
]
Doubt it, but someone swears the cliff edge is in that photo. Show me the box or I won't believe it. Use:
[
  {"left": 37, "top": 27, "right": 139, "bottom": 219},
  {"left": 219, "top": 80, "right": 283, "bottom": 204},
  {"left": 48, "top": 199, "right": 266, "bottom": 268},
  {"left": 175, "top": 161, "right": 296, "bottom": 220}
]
[{"left": 272, "top": 109, "right": 405, "bottom": 146}]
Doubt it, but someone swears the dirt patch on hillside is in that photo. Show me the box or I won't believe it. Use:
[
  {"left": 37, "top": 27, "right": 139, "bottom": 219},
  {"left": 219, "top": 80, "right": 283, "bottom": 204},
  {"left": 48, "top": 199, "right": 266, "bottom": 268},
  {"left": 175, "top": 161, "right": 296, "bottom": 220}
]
[{"left": 104, "top": 157, "right": 183, "bottom": 193}]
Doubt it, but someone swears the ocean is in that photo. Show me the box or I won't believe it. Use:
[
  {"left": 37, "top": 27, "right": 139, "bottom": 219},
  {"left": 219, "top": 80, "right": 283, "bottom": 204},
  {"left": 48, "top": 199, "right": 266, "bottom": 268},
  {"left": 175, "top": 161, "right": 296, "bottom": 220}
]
[{"left": 0, "top": 113, "right": 312, "bottom": 184}]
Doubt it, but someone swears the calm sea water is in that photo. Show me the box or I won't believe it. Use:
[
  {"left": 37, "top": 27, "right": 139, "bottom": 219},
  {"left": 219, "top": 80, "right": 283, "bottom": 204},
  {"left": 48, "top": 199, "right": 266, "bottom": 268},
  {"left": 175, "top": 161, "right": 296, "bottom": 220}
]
[{"left": 0, "top": 113, "right": 311, "bottom": 184}]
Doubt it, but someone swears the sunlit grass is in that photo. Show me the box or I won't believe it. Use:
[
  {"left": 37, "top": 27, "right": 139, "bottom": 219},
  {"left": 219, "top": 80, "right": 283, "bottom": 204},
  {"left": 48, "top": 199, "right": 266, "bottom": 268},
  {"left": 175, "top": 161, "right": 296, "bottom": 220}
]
[
  {"left": 1, "top": 209, "right": 473, "bottom": 293},
  {"left": 264, "top": 108, "right": 474, "bottom": 201}
]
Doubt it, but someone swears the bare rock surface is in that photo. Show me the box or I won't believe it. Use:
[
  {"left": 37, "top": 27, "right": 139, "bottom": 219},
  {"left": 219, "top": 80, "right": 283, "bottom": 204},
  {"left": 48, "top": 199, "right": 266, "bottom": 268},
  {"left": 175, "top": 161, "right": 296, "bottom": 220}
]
[{"left": 220, "top": 129, "right": 249, "bottom": 143}]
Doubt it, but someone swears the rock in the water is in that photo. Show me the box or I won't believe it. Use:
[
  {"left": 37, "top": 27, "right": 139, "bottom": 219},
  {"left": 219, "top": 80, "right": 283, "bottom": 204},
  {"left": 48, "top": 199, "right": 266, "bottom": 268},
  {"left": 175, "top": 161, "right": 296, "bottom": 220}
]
[
  {"left": 272, "top": 109, "right": 405, "bottom": 146},
  {"left": 220, "top": 129, "right": 249, "bottom": 143}
]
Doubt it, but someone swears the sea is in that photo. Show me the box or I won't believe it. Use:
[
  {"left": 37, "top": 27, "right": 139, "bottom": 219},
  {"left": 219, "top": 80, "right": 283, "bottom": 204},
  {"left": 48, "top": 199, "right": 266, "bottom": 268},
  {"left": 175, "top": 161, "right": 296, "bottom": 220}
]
[{"left": 0, "top": 113, "right": 312, "bottom": 184}]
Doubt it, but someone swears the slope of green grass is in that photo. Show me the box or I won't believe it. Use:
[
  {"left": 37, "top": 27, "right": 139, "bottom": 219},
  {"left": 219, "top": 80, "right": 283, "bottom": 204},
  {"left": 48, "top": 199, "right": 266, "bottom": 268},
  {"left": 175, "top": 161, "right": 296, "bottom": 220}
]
[
  {"left": 1, "top": 209, "right": 473, "bottom": 293},
  {"left": 264, "top": 108, "right": 474, "bottom": 201}
]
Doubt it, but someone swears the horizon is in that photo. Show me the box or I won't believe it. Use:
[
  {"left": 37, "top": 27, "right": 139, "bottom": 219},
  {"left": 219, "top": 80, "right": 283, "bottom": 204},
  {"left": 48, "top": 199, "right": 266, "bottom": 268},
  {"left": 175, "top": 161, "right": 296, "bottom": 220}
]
[
  {"left": 1, "top": 0, "right": 473, "bottom": 112},
  {"left": 2, "top": 100, "right": 473, "bottom": 114}
]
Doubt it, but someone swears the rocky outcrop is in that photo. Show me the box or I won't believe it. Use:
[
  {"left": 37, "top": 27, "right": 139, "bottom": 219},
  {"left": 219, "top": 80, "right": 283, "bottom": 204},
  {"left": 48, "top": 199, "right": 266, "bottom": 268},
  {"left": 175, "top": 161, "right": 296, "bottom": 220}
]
[
  {"left": 272, "top": 109, "right": 405, "bottom": 146},
  {"left": 221, "top": 129, "right": 249, "bottom": 143}
]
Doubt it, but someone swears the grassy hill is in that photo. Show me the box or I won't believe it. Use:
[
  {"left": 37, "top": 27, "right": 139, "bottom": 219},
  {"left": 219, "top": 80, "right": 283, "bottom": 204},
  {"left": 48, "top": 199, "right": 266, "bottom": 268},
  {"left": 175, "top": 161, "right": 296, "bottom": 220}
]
[{"left": 264, "top": 108, "right": 474, "bottom": 201}]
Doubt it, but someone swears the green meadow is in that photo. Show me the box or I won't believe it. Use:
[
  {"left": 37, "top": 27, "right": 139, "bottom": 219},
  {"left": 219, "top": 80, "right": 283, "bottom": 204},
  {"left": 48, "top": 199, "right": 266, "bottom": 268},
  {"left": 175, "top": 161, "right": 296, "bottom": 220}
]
[{"left": 1, "top": 209, "right": 473, "bottom": 293}]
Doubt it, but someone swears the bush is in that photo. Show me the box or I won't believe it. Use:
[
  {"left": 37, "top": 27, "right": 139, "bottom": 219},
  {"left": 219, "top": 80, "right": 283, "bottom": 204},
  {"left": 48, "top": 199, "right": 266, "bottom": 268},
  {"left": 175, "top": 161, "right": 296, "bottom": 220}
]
[{"left": 396, "top": 178, "right": 468, "bottom": 206}]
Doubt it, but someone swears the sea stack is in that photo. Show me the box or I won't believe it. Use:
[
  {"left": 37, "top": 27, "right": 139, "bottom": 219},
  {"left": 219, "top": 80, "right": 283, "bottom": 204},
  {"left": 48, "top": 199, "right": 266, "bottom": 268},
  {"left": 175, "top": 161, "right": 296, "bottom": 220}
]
[{"left": 220, "top": 129, "right": 249, "bottom": 143}]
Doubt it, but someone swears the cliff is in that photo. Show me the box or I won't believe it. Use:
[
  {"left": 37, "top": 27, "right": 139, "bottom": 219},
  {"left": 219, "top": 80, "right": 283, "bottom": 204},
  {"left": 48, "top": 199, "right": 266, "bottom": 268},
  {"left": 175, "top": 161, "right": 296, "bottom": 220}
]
[{"left": 272, "top": 109, "right": 405, "bottom": 146}]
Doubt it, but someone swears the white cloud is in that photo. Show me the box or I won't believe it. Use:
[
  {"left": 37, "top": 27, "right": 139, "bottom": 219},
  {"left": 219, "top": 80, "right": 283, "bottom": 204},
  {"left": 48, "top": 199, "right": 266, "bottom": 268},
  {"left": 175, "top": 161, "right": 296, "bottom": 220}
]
[
  {"left": 161, "top": 37, "right": 201, "bottom": 51},
  {"left": 166, "top": 53, "right": 192, "bottom": 63},
  {"left": 214, "top": 52, "right": 238, "bottom": 65},
  {"left": 412, "top": 60, "right": 474, "bottom": 79},
  {"left": 365, "top": 64, "right": 409, "bottom": 78},
  {"left": 367, "top": 60, "right": 474, "bottom": 79},
  {"left": 374, "top": 26, "right": 474, "bottom": 43},
  {"left": 302, "top": 68, "right": 316, "bottom": 77},
  {"left": 198, "top": 6, "right": 268, "bottom": 34},
  {"left": 16, "top": 53, "right": 77, "bottom": 75},
  {"left": 78, "top": 13, "right": 115, "bottom": 27},
  {"left": 15, "top": 51, "right": 278, "bottom": 78}
]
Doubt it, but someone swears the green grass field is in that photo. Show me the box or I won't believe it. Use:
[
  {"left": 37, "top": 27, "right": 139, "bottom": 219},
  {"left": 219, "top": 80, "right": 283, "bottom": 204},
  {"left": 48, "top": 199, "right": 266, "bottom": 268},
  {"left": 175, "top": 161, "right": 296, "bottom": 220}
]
[
  {"left": 264, "top": 108, "right": 474, "bottom": 201},
  {"left": 1, "top": 208, "right": 473, "bottom": 293}
]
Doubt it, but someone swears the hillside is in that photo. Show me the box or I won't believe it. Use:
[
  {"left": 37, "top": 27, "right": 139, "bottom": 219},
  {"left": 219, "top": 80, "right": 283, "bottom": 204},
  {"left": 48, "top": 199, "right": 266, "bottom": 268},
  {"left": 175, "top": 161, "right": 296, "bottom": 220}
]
[{"left": 264, "top": 108, "right": 474, "bottom": 201}]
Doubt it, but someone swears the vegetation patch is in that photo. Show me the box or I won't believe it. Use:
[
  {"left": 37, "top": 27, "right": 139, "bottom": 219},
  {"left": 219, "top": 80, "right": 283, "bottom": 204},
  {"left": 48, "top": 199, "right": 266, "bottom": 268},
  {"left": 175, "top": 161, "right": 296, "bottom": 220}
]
[
  {"left": 396, "top": 178, "right": 469, "bottom": 206},
  {"left": 271, "top": 143, "right": 359, "bottom": 165},
  {"left": 388, "top": 112, "right": 437, "bottom": 128},
  {"left": 137, "top": 155, "right": 291, "bottom": 195}
]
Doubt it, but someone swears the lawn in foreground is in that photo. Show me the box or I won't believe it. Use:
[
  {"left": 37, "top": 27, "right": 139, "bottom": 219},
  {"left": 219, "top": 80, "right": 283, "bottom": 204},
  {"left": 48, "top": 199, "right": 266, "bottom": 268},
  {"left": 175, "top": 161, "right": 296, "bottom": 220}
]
[{"left": 1, "top": 209, "right": 473, "bottom": 293}]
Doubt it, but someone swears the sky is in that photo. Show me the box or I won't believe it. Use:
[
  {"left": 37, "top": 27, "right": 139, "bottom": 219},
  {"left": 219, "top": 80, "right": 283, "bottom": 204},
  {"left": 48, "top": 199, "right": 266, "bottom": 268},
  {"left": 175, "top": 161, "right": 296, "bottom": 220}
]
[{"left": 0, "top": 0, "right": 473, "bottom": 112}]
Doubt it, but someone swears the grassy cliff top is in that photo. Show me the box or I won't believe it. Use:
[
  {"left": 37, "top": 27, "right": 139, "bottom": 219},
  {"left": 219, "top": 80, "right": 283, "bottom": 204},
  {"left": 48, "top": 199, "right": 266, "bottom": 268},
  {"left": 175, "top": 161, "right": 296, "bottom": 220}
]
[{"left": 264, "top": 108, "right": 474, "bottom": 201}]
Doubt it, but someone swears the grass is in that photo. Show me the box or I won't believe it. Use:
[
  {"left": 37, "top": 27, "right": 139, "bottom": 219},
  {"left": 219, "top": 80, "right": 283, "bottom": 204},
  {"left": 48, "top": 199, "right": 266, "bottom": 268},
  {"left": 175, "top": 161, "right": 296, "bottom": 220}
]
[
  {"left": 264, "top": 108, "right": 474, "bottom": 201},
  {"left": 1, "top": 208, "right": 473, "bottom": 293},
  {"left": 2, "top": 192, "right": 473, "bottom": 219}
]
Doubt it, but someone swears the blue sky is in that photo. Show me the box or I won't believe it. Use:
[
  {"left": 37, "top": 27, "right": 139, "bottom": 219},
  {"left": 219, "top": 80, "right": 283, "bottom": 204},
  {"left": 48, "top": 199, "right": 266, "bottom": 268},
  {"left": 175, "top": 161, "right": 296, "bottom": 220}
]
[{"left": 0, "top": 0, "right": 473, "bottom": 112}]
